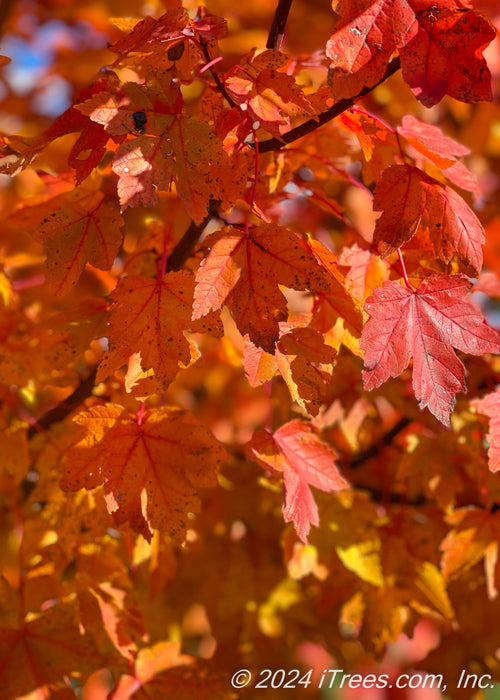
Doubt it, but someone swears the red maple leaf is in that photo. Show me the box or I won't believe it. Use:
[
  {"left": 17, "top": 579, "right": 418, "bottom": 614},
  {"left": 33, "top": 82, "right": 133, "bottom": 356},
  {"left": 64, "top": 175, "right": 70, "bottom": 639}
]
[
  {"left": 0, "top": 77, "right": 118, "bottom": 182},
  {"left": 109, "top": 4, "right": 188, "bottom": 56},
  {"left": 247, "top": 420, "right": 349, "bottom": 543},
  {"left": 400, "top": 7, "right": 495, "bottom": 107},
  {"left": 360, "top": 275, "right": 500, "bottom": 425},
  {"left": 373, "top": 164, "right": 484, "bottom": 274},
  {"left": 326, "top": 0, "right": 418, "bottom": 99},
  {"left": 397, "top": 115, "right": 479, "bottom": 194},
  {"left": 326, "top": 1, "right": 494, "bottom": 107},
  {"left": 225, "top": 50, "right": 316, "bottom": 139},
  {"left": 398, "top": 114, "right": 470, "bottom": 168}
]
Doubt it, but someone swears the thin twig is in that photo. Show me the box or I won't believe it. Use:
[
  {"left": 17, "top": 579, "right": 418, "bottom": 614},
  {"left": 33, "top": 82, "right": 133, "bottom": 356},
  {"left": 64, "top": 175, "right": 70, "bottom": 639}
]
[
  {"left": 267, "top": 0, "right": 293, "bottom": 50},
  {"left": 257, "top": 57, "right": 401, "bottom": 153},
  {"left": 199, "top": 38, "right": 236, "bottom": 108}
]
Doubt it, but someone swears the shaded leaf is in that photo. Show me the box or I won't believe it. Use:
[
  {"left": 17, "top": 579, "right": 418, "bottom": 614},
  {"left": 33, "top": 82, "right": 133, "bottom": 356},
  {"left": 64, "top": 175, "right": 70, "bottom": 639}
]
[
  {"left": 225, "top": 50, "right": 316, "bottom": 139},
  {"left": 110, "top": 641, "right": 232, "bottom": 700},
  {"left": 26, "top": 184, "right": 123, "bottom": 296},
  {"left": 441, "top": 508, "right": 500, "bottom": 600},
  {"left": 0, "top": 600, "right": 110, "bottom": 698},
  {"left": 61, "top": 404, "right": 227, "bottom": 542},
  {"left": 373, "top": 164, "right": 485, "bottom": 274}
]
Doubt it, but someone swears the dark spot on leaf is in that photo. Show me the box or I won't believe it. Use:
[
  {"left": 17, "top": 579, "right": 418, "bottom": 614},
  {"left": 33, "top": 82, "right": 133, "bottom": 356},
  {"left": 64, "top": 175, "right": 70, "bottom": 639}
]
[
  {"left": 168, "top": 41, "right": 185, "bottom": 61},
  {"left": 132, "top": 110, "right": 147, "bottom": 133}
]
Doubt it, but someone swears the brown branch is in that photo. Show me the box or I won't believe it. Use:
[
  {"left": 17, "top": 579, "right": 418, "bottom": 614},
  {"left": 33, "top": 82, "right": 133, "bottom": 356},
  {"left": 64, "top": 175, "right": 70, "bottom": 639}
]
[
  {"left": 25, "top": 208, "right": 217, "bottom": 441},
  {"left": 167, "top": 204, "right": 218, "bottom": 272},
  {"left": 257, "top": 57, "right": 401, "bottom": 153},
  {"left": 27, "top": 368, "right": 98, "bottom": 440},
  {"left": 346, "top": 416, "right": 412, "bottom": 469},
  {"left": 267, "top": 0, "right": 294, "bottom": 50},
  {"left": 0, "top": 0, "right": 15, "bottom": 37}
]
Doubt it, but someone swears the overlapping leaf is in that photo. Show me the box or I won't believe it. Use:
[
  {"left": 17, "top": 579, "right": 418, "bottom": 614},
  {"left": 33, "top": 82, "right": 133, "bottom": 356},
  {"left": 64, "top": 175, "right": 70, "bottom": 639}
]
[
  {"left": 0, "top": 76, "right": 119, "bottom": 182},
  {"left": 98, "top": 270, "right": 222, "bottom": 389},
  {"left": 373, "top": 164, "right": 485, "bottom": 274},
  {"left": 76, "top": 78, "right": 248, "bottom": 222},
  {"left": 473, "top": 387, "right": 500, "bottom": 472},
  {"left": 225, "top": 50, "right": 316, "bottom": 139},
  {"left": 397, "top": 114, "right": 478, "bottom": 194},
  {"left": 0, "top": 599, "right": 109, "bottom": 698},
  {"left": 109, "top": 3, "right": 189, "bottom": 56},
  {"left": 307, "top": 239, "right": 365, "bottom": 342},
  {"left": 326, "top": 1, "right": 494, "bottom": 107},
  {"left": 61, "top": 404, "right": 227, "bottom": 542},
  {"left": 244, "top": 326, "right": 337, "bottom": 416},
  {"left": 247, "top": 420, "right": 349, "bottom": 543},
  {"left": 24, "top": 184, "right": 123, "bottom": 296},
  {"left": 361, "top": 275, "right": 500, "bottom": 425},
  {"left": 326, "top": 0, "right": 418, "bottom": 99},
  {"left": 193, "top": 224, "right": 331, "bottom": 353},
  {"left": 400, "top": 7, "right": 495, "bottom": 107}
]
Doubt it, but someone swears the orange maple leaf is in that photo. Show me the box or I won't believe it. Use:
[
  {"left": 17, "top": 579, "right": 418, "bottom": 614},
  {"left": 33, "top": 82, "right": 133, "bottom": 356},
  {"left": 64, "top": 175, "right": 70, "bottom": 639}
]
[
  {"left": 0, "top": 599, "right": 109, "bottom": 698},
  {"left": 110, "top": 640, "right": 232, "bottom": 699},
  {"left": 97, "top": 270, "right": 222, "bottom": 389},
  {"left": 33, "top": 185, "right": 123, "bottom": 296},
  {"left": 61, "top": 404, "right": 227, "bottom": 542},
  {"left": 225, "top": 49, "right": 316, "bottom": 139},
  {"left": 244, "top": 325, "right": 336, "bottom": 416},
  {"left": 193, "top": 224, "right": 331, "bottom": 353}
]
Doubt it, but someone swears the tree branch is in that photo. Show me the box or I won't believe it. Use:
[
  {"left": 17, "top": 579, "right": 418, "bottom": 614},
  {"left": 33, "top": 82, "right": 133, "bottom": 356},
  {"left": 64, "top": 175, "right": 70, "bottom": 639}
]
[
  {"left": 0, "top": 0, "right": 15, "bottom": 37},
  {"left": 27, "top": 368, "right": 98, "bottom": 440},
  {"left": 257, "top": 57, "right": 401, "bottom": 153},
  {"left": 346, "top": 416, "right": 412, "bottom": 469},
  {"left": 267, "top": 0, "right": 294, "bottom": 50},
  {"left": 166, "top": 204, "right": 218, "bottom": 272}
]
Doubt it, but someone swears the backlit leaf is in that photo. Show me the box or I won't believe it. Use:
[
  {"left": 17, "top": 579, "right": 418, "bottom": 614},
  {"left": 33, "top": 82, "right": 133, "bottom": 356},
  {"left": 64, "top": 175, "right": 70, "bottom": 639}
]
[
  {"left": 98, "top": 270, "right": 222, "bottom": 390},
  {"left": 193, "top": 224, "right": 331, "bottom": 353},
  {"left": 373, "top": 164, "right": 485, "bottom": 274},
  {"left": 361, "top": 275, "right": 500, "bottom": 425},
  {"left": 247, "top": 420, "right": 349, "bottom": 542},
  {"left": 61, "top": 404, "right": 227, "bottom": 542}
]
